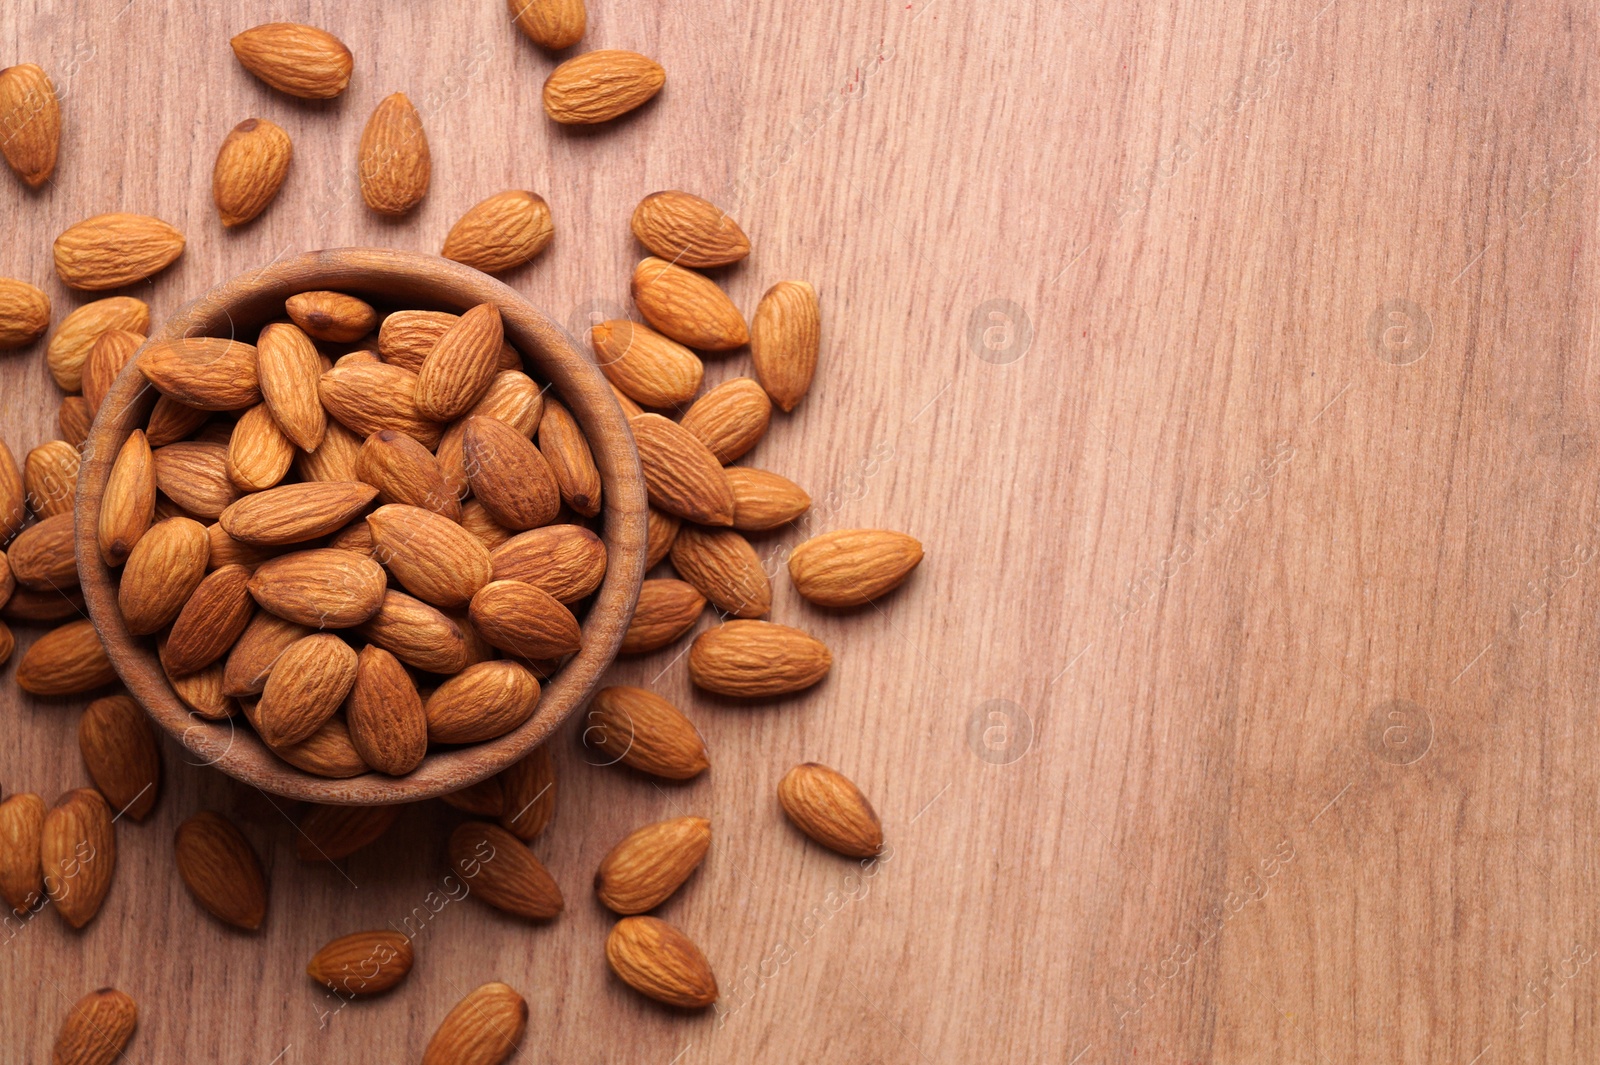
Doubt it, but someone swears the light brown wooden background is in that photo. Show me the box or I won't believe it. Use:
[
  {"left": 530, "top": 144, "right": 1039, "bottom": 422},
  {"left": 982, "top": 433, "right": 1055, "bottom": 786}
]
[{"left": 2, "top": 0, "right": 1597, "bottom": 1061}]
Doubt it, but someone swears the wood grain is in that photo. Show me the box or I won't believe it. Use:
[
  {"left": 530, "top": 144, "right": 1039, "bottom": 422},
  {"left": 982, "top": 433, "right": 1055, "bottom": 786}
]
[{"left": 2, "top": 0, "right": 1598, "bottom": 1062}]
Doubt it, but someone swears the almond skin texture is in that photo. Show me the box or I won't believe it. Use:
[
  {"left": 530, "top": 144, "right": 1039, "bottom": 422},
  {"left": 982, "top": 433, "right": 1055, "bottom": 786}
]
[
  {"left": 726, "top": 467, "right": 811, "bottom": 531},
  {"left": 223, "top": 611, "right": 311, "bottom": 697},
  {"left": 227, "top": 403, "right": 296, "bottom": 491},
  {"left": 630, "top": 413, "right": 734, "bottom": 525},
  {"left": 423, "top": 981, "right": 529, "bottom": 1065},
  {"left": 297, "top": 420, "right": 364, "bottom": 483},
  {"left": 167, "top": 657, "right": 236, "bottom": 720},
  {"left": 591, "top": 320, "right": 703, "bottom": 408},
  {"left": 346, "top": 645, "right": 427, "bottom": 776},
  {"left": 459, "top": 499, "right": 513, "bottom": 550},
  {"left": 443, "top": 191, "right": 555, "bottom": 274},
  {"left": 632, "top": 257, "right": 748, "bottom": 351},
  {"left": 536, "top": 399, "right": 601, "bottom": 517},
  {"left": 271, "top": 715, "right": 370, "bottom": 778},
  {"left": 597, "top": 816, "right": 711, "bottom": 914},
  {"left": 688, "top": 620, "right": 831, "bottom": 697},
  {"left": 1, "top": 439, "right": 29, "bottom": 537},
  {"left": 449, "top": 821, "right": 562, "bottom": 920},
  {"left": 0, "top": 792, "right": 45, "bottom": 914},
  {"left": 787, "top": 529, "right": 924, "bottom": 607},
  {"left": 287, "top": 290, "right": 378, "bottom": 344},
  {"left": 645, "top": 506, "right": 680, "bottom": 569},
  {"left": 139, "top": 337, "right": 260, "bottom": 411},
  {"left": 355, "top": 589, "right": 470, "bottom": 674},
  {"left": 631, "top": 191, "right": 750, "bottom": 268},
  {"left": 78, "top": 695, "right": 161, "bottom": 822},
  {"left": 255, "top": 634, "right": 359, "bottom": 746},
  {"left": 622, "top": 579, "right": 706, "bottom": 654},
  {"left": 0, "top": 63, "right": 59, "bottom": 188},
  {"left": 680, "top": 378, "right": 772, "bottom": 463},
  {"left": 320, "top": 362, "right": 443, "bottom": 447},
  {"left": 308, "top": 931, "right": 415, "bottom": 997},
  {"left": 358, "top": 430, "right": 459, "bottom": 519},
  {"left": 5, "top": 587, "right": 86, "bottom": 625},
  {"left": 585, "top": 686, "right": 709, "bottom": 780},
  {"left": 145, "top": 395, "right": 210, "bottom": 448},
  {"left": 469, "top": 579, "right": 582, "bottom": 660},
  {"left": 751, "top": 280, "right": 821, "bottom": 411},
  {"left": 0, "top": 277, "right": 49, "bottom": 348},
  {"left": 41, "top": 788, "right": 115, "bottom": 928},
  {"left": 295, "top": 802, "right": 397, "bottom": 861},
  {"left": 360, "top": 92, "right": 430, "bottom": 216},
  {"left": 153, "top": 442, "right": 239, "bottom": 519},
  {"left": 58, "top": 396, "right": 93, "bottom": 446},
  {"left": 426, "top": 661, "right": 542, "bottom": 744},
  {"left": 256, "top": 322, "right": 326, "bottom": 451},
  {"left": 509, "top": 0, "right": 585, "bottom": 49},
  {"left": 25, "top": 439, "right": 80, "bottom": 519},
  {"left": 416, "top": 304, "right": 505, "bottom": 420},
  {"left": 213, "top": 118, "right": 292, "bottom": 226},
  {"left": 606, "top": 916, "right": 718, "bottom": 1009},
  {"left": 489, "top": 524, "right": 606, "bottom": 602},
  {"left": 17, "top": 619, "right": 117, "bottom": 695},
  {"left": 9, "top": 513, "right": 77, "bottom": 591},
  {"left": 53, "top": 213, "right": 185, "bottom": 291},
  {"left": 231, "top": 23, "right": 353, "bottom": 99},
  {"left": 47, "top": 297, "right": 149, "bottom": 392},
  {"left": 464, "top": 416, "right": 560, "bottom": 530},
  {"left": 499, "top": 744, "right": 556, "bottom": 841},
  {"left": 219, "top": 480, "right": 378, "bottom": 546},
  {"left": 543, "top": 50, "right": 664, "bottom": 125},
  {"left": 378, "top": 309, "right": 520, "bottom": 374},
  {"left": 82, "top": 328, "right": 144, "bottom": 415},
  {"left": 117, "top": 517, "right": 209, "bottom": 634},
  {"left": 777, "top": 762, "right": 884, "bottom": 858},
  {"left": 670, "top": 526, "right": 771, "bottom": 618},
  {"left": 174, "top": 810, "right": 267, "bottom": 929},
  {"left": 164, "top": 564, "right": 255, "bottom": 676},
  {"left": 52, "top": 988, "right": 137, "bottom": 1065},
  {"left": 368, "top": 504, "right": 493, "bottom": 608},
  {"left": 247, "top": 548, "right": 387, "bottom": 628}
]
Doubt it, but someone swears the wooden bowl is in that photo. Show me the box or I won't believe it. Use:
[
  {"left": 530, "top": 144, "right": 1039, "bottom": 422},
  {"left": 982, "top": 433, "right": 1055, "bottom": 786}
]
[{"left": 74, "top": 248, "right": 648, "bottom": 804}]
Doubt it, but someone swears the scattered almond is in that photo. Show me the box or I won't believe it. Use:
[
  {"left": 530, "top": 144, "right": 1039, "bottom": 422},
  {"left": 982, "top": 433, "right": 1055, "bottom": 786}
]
[
  {"left": 78, "top": 695, "right": 161, "bottom": 822},
  {"left": 542, "top": 50, "right": 664, "bottom": 125},
  {"left": 687, "top": 620, "right": 830, "bottom": 697},
  {"left": 726, "top": 467, "right": 811, "bottom": 530},
  {"left": 787, "top": 528, "right": 923, "bottom": 606},
  {"left": 82, "top": 328, "right": 144, "bottom": 415},
  {"left": 58, "top": 396, "right": 93, "bottom": 446},
  {"left": 591, "top": 320, "right": 703, "bottom": 407},
  {"left": 776, "top": 762, "right": 883, "bottom": 857},
  {"left": 622, "top": 579, "right": 706, "bottom": 654},
  {"left": 296, "top": 802, "right": 398, "bottom": 861},
  {"left": 585, "top": 686, "right": 709, "bottom": 780},
  {"left": 0, "top": 277, "right": 49, "bottom": 349},
  {"left": 41, "top": 787, "right": 115, "bottom": 928},
  {"left": 630, "top": 413, "right": 734, "bottom": 525},
  {"left": 47, "top": 297, "right": 150, "bottom": 392},
  {"left": 449, "top": 821, "right": 562, "bottom": 919},
  {"left": 645, "top": 506, "right": 680, "bottom": 568},
  {"left": 230, "top": 23, "right": 353, "bottom": 99},
  {"left": 53, "top": 213, "right": 185, "bottom": 291},
  {"left": 174, "top": 810, "right": 267, "bottom": 929},
  {"left": 631, "top": 256, "right": 748, "bottom": 351},
  {"left": 605, "top": 916, "right": 717, "bottom": 1008},
  {"left": 0, "top": 63, "right": 59, "bottom": 188},
  {"left": 24, "top": 438, "right": 79, "bottom": 519},
  {"left": 423, "top": 981, "right": 528, "bottom": 1065},
  {"left": 443, "top": 191, "right": 554, "bottom": 274},
  {"left": 631, "top": 190, "right": 749, "bottom": 268},
  {"left": 213, "top": 118, "right": 292, "bottom": 226},
  {"left": 9, "top": 513, "right": 77, "bottom": 591},
  {"left": 597, "top": 816, "right": 711, "bottom": 914},
  {"left": 670, "top": 525, "right": 771, "bottom": 618},
  {"left": 0, "top": 439, "right": 23, "bottom": 541},
  {"left": 52, "top": 988, "right": 137, "bottom": 1065},
  {"left": 359, "top": 92, "right": 430, "bottom": 216},
  {"left": 509, "top": 0, "right": 586, "bottom": 50},
  {"left": 0, "top": 792, "right": 45, "bottom": 914},
  {"left": 16, "top": 619, "right": 117, "bottom": 695},
  {"left": 308, "top": 930, "right": 415, "bottom": 996},
  {"left": 750, "top": 280, "right": 820, "bottom": 411},
  {"left": 499, "top": 744, "right": 556, "bottom": 840}
]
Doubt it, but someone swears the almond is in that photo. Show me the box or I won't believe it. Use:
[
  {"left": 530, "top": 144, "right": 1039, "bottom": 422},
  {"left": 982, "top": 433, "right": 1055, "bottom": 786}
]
[
  {"left": 610, "top": 382, "right": 644, "bottom": 419},
  {"left": 296, "top": 802, "right": 398, "bottom": 862},
  {"left": 590, "top": 320, "right": 703, "bottom": 407},
  {"left": 543, "top": 50, "right": 664, "bottom": 124},
  {"left": 222, "top": 611, "right": 310, "bottom": 697},
  {"left": 9, "top": 513, "right": 77, "bottom": 591},
  {"left": 297, "top": 420, "right": 364, "bottom": 482},
  {"left": 319, "top": 362, "right": 443, "bottom": 447},
  {"left": 255, "top": 633, "right": 358, "bottom": 746},
  {"left": 0, "top": 548, "right": 11, "bottom": 605},
  {"left": 459, "top": 500, "right": 513, "bottom": 550},
  {"left": 622, "top": 579, "right": 705, "bottom": 654},
  {"left": 78, "top": 695, "right": 161, "bottom": 822},
  {"left": 174, "top": 810, "right": 267, "bottom": 929},
  {"left": 24, "top": 438, "right": 79, "bottom": 519},
  {"left": 688, "top": 620, "right": 830, "bottom": 697},
  {"left": 167, "top": 659, "right": 235, "bottom": 721},
  {"left": 270, "top": 715, "right": 369, "bottom": 778},
  {"left": 0, "top": 439, "right": 23, "bottom": 540},
  {"left": 469, "top": 579, "right": 582, "bottom": 660},
  {"left": 118, "top": 517, "right": 210, "bottom": 634},
  {"left": 139, "top": 336, "right": 260, "bottom": 411},
  {"left": 441, "top": 777, "right": 506, "bottom": 818},
  {"left": 355, "top": 589, "right": 470, "bottom": 673},
  {"left": 630, "top": 190, "right": 750, "bottom": 268},
  {"left": 82, "top": 328, "right": 144, "bottom": 415},
  {"left": 463, "top": 416, "right": 560, "bottom": 530},
  {"left": 488, "top": 524, "right": 606, "bottom": 602},
  {"left": 680, "top": 377, "right": 771, "bottom": 463},
  {"left": 17, "top": 620, "right": 117, "bottom": 695},
  {"left": 777, "top": 762, "right": 883, "bottom": 858},
  {"left": 360, "top": 92, "right": 430, "bottom": 216},
  {"left": 426, "top": 660, "right": 541, "bottom": 744},
  {"left": 163, "top": 564, "right": 255, "bottom": 676},
  {"left": 0, "top": 619, "right": 9, "bottom": 668},
  {"left": 670, "top": 526, "right": 771, "bottom": 618},
  {"left": 213, "top": 118, "right": 292, "bottom": 226},
  {"left": 585, "top": 686, "right": 709, "bottom": 780},
  {"left": 327, "top": 519, "right": 376, "bottom": 555},
  {"left": 153, "top": 441, "right": 239, "bottom": 518},
  {"left": 0, "top": 277, "right": 48, "bottom": 348},
  {"left": 423, "top": 981, "right": 528, "bottom": 1065},
  {"left": 3, "top": 586, "right": 85, "bottom": 625},
  {"left": 605, "top": 916, "right": 717, "bottom": 1008},
  {"left": 46, "top": 296, "right": 149, "bottom": 392},
  {"left": 256, "top": 322, "right": 326, "bottom": 451},
  {"left": 345, "top": 645, "right": 427, "bottom": 776},
  {"left": 596, "top": 816, "right": 711, "bottom": 914},
  {"left": 145, "top": 395, "right": 210, "bottom": 447},
  {"left": 41, "top": 787, "right": 115, "bottom": 928},
  {"left": 226, "top": 403, "right": 295, "bottom": 491},
  {"left": 219, "top": 480, "right": 378, "bottom": 546},
  {"left": 52, "top": 988, "right": 137, "bottom": 1065},
  {"left": 787, "top": 528, "right": 923, "bottom": 606},
  {"left": 630, "top": 413, "right": 733, "bottom": 525},
  {"left": 248, "top": 548, "right": 387, "bottom": 628},
  {"left": 645, "top": 506, "right": 680, "bottom": 568},
  {"left": 308, "top": 930, "right": 415, "bottom": 996},
  {"left": 499, "top": 743, "right": 556, "bottom": 840},
  {"left": 287, "top": 290, "right": 378, "bottom": 344},
  {"left": 58, "top": 396, "right": 93, "bottom": 447},
  {"left": 750, "top": 280, "right": 820, "bottom": 411},
  {"left": 416, "top": 304, "right": 505, "bottom": 420},
  {"left": 509, "top": 0, "right": 585, "bottom": 50},
  {"left": 378, "top": 309, "right": 520, "bottom": 374},
  {"left": 53, "top": 213, "right": 185, "bottom": 291},
  {"left": 368, "top": 503, "right": 493, "bottom": 608},
  {"left": 230, "top": 23, "right": 353, "bottom": 99},
  {"left": 631, "top": 257, "right": 747, "bottom": 351},
  {"left": 726, "top": 467, "right": 810, "bottom": 531},
  {"left": 0, "top": 792, "right": 45, "bottom": 914},
  {"left": 205, "top": 521, "right": 285, "bottom": 571},
  {"left": 449, "top": 821, "right": 562, "bottom": 919},
  {"left": 442, "top": 191, "right": 555, "bottom": 274},
  {"left": 0, "top": 63, "right": 59, "bottom": 188},
  {"left": 359, "top": 429, "right": 459, "bottom": 519}
]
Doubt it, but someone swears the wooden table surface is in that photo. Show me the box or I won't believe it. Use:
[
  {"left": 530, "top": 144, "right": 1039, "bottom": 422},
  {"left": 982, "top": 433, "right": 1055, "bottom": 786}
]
[{"left": 3, "top": 0, "right": 1598, "bottom": 1061}]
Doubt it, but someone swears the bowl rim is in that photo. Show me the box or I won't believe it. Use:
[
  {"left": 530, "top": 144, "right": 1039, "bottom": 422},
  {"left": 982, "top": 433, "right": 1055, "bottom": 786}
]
[{"left": 74, "top": 247, "right": 648, "bottom": 805}]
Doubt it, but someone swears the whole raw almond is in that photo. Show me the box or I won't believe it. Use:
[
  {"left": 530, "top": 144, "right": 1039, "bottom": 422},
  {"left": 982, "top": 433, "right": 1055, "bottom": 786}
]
[
  {"left": 287, "top": 290, "right": 378, "bottom": 344},
  {"left": 426, "top": 661, "right": 541, "bottom": 744},
  {"left": 442, "top": 191, "right": 554, "bottom": 274},
  {"left": 16, "top": 619, "right": 116, "bottom": 695},
  {"left": 223, "top": 611, "right": 310, "bottom": 697},
  {"left": 0, "top": 277, "right": 48, "bottom": 349},
  {"left": 378, "top": 309, "right": 520, "bottom": 374},
  {"left": 47, "top": 296, "right": 149, "bottom": 392},
  {"left": 680, "top": 377, "right": 772, "bottom": 463},
  {"left": 171, "top": 811, "right": 265, "bottom": 931},
  {"left": 82, "top": 328, "right": 144, "bottom": 415},
  {"left": 725, "top": 467, "right": 811, "bottom": 530},
  {"left": 448, "top": 821, "right": 562, "bottom": 919},
  {"left": 256, "top": 322, "right": 326, "bottom": 451},
  {"left": 118, "top": 516, "right": 209, "bottom": 634},
  {"left": 463, "top": 416, "right": 560, "bottom": 530},
  {"left": 499, "top": 744, "right": 556, "bottom": 840},
  {"left": 605, "top": 916, "right": 717, "bottom": 1009},
  {"left": 630, "top": 190, "right": 750, "bottom": 268},
  {"left": 630, "top": 413, "right": 733, "bottom": 525},
  {"left": 542, "top": 50, "right": 664, "bottom": 125},
  {"left": 0, "top": 792, "right": 45, "bottom": 914},
  {"left": 153, "top": 441, "right": 239, "bottom": 518},
  {"left": 591, "top": 320, "right": 703, "bottom": 407},
  {"left": 9, "top": 513, "right": 77, "bottom": 591},
  {"left": 0, "top": 63, "right": 59, "bottom": 188},
  {"left": 139, "top": 336, "right": 260, "bottom": 410},
  {"left": 622, "top": 579, "right": 706, "bottom": 654},
  {"left": 296, "top": 802, "right": 398, "bottom": 862},
  {"left": 145, "top": 395, "right": 210, "bottom": 448},
  {"left": 213, "top": 118, "right": 292, "bottom": 227},
  {"left": 360, "top": 92, "right": 430, "bottom": 216},
  {"left": 688, "top": 620, "right": 830, "bottom": 697},
  {"left": 489, "top": 524, "right": 606, "bottom": 602},
  {"left": 297, "top": 420, "right": 364, "bottom": 483},
  {"left": 631, "top": 257, "right": 747, "bottom": 351},
  {"left": 356, "top": 589, "right": 470, "bottom": 673},
  {"left": 319, "top": 362, "right": 443, "bottom": 447},
  {"left": 219, "top": 480, "right": 378, "bottom": 546},
  {"left": 226, "top": 403, "right": 296, "bottom": 491},
  {"left": 416, "top": 304, "right": 504, "bottom": 420},
  {"left": 509, "top": 0, "right": 585, "bottom": 49},
  {"left": 441, "top": 777, "right": 506, "bottom": 818},
  {"left": 596, "top": 816, "right": 711, "bottom": 914},
  {"left": 345, "top": 645, "right": 427, "bottom": 776},
  {"left": 777, "top": 762, "right": 883, "bottom": 858},
  {"left": 24, "top": 438, "right": 79, "bottom": 519},
  {"left": 459, "top": 499, "right": 513, "bottom": 550},
  {"left": 423, "top": 980, "right": 528, "bottom": 1065},
  {"left": 248, "top": 548, "right": 387, "bottom": 628},
  {"left": 358, "top": 429, "right": 459, "bottom": 519},
  {"left": 750, "top": 280, "right": 820, "bottom": 411},
  {"left": 308, "top": 930, "right": 415, "bottom": 997},
  {"left": 52, "top": 988, "right": 137, "bottom": 1065},
  {"left": 271, "top": 715, "right": 370, "bottom": 778},
  {"left": 41, "top": 787, "right": 115, "bottom": 928},
  {"left": 670, "top": 525, "right": 771, "bottom": 618},
  {"left": 469, "top": 579, "right": 582, "bottom": 660},
  {"left": 255, "top": 634, "right": 358, "bottom": 746},
  {"left": 368, "top": 503, "right": 492, "bottom": 608},
  {"left": 0, "top": 439, "right": 23, "bottom": 540},
  {"left": 585, "top": 686, "right": 709, "bottom": 780},
  {"left": 167, "top": 658, "right": 236, "bottom": 721},
  {"left": 58, "top": 396, "right": 92, "bottom": 446},
  {"left": 78, "top": 695, "right": 161, "bottom": 822},
  {"left": 54, "top": 213, "right": 185, "bottom": 291},
  {"left": 645, "top": 506, "right": 680, "bottom": 568},
  {"left": 787, "top": 528, "right": 924, "bottom": 606},
  {"left": 231, "top": 23, "right": 353, "bottom": 99},
  {"left": 164, "top": 564, "right": 255, "bottom": 676}
]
